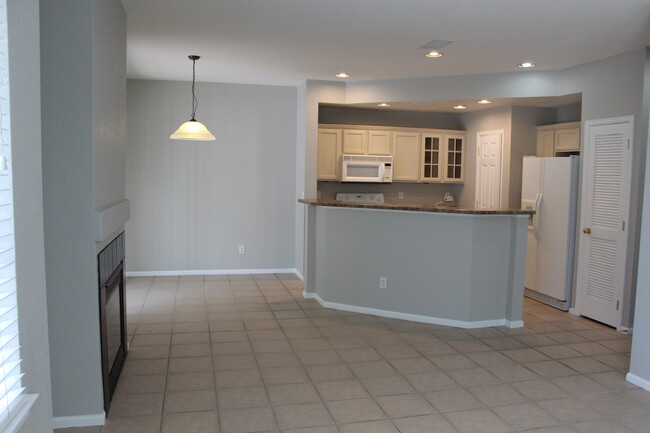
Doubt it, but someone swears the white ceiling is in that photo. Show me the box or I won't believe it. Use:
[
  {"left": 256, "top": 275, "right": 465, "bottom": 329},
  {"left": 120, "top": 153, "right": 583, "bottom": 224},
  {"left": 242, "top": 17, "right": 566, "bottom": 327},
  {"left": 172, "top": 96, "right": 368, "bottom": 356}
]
[{"left": 122, "top": 0, "right": 650, "bottom": 88}]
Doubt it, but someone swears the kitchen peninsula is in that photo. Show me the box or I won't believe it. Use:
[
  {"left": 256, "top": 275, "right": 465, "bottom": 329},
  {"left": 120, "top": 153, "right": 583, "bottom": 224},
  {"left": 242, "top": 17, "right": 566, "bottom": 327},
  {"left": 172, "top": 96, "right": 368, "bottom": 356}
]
[{"left": 300, "top": 199, "right": 533, "bottom": 328}]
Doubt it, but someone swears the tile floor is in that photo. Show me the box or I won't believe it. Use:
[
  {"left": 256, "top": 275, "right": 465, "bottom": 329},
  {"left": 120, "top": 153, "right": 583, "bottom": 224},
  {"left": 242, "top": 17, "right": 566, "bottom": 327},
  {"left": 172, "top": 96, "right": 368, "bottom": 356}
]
[{"left": 55, "top": 274, "right": 650, "bottom": 433}]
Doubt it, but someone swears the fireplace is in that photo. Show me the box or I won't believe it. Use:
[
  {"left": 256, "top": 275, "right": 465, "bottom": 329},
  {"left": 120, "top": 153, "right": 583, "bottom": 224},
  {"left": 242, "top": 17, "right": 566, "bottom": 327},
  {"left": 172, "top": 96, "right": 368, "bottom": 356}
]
[{"left": 98, "top": 232, "right": 127, "bottom": 413}]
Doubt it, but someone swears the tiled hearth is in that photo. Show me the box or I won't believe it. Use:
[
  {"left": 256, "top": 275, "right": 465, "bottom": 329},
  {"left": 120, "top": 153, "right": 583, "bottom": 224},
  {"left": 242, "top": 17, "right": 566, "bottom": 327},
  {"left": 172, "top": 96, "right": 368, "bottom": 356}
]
[{"left": 55, "top": 274, "right": 649, "bottom": 433}]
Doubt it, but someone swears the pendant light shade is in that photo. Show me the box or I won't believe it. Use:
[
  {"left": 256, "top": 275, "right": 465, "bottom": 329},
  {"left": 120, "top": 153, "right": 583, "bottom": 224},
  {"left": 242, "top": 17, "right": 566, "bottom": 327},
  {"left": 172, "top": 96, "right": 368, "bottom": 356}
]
[{"left": 170, "top": 55, "right": 216, "bottom": 141}]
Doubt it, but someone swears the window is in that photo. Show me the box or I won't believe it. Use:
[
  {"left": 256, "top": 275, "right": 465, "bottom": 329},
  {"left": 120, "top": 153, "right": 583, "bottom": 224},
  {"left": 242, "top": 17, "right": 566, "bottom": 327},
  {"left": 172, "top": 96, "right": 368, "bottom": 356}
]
[{"left": 0, "top": 2, "right": 37, "bottom": 432}]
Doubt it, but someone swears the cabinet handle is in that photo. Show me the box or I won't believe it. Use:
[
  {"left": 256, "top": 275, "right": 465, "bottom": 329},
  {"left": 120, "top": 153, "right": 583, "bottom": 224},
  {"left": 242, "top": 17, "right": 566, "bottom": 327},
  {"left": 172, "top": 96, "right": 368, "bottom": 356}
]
[{"left": 583, "top": 227, "right": 591, "bottom": 234}]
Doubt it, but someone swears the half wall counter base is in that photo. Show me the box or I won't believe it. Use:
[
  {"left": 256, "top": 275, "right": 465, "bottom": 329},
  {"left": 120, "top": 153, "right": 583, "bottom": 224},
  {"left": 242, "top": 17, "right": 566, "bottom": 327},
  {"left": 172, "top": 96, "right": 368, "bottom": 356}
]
[{"left": 300, "top": 199, "right": 533, "bottom": 329}]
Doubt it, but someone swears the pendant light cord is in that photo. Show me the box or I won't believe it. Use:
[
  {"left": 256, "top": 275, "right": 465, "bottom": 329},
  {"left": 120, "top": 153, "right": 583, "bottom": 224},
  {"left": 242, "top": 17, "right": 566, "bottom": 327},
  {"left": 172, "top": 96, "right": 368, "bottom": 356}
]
[{"left": 191, "top": 57, "right": 198, "bottom": 121}]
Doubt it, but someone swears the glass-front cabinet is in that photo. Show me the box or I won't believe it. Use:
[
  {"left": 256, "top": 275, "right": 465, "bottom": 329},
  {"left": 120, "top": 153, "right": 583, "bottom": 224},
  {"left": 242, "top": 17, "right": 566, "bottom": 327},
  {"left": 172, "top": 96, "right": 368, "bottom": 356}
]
[
  {"left": 421, "top": 135, "right": 442, "bottom": 182},
  {"left": 445, "top": 135, "right": 464, "bottom": 182},
  {"left": 421, "top": 134, "right": 464, "bottom": 183}
]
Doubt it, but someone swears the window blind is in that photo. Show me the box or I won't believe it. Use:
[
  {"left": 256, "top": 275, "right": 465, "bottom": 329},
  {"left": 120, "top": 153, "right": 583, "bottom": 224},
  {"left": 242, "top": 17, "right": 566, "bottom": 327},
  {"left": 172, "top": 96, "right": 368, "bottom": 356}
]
[{"left": 0, "top": 2, "right": 30, "bottom": 432}]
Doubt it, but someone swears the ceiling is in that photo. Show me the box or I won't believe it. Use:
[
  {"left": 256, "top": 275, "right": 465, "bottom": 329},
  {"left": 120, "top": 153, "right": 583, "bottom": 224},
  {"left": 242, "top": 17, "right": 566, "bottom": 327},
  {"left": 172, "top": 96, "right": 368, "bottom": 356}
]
[{"left": 122, "top": 0, "right": 650, "bottom": 88}]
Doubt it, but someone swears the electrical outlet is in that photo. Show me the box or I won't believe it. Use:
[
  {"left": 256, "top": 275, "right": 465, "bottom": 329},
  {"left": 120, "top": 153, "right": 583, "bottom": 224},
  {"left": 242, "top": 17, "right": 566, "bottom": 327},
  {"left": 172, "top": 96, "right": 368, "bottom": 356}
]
[
  {"left": 398, "top": 192, "right": 404, "bottom": 200},
  {"left": 379, "top": 277, "right": 388, "bottom": 289},
  {"left": 238, "top": 245, "right": 245, "bottom": 255}
]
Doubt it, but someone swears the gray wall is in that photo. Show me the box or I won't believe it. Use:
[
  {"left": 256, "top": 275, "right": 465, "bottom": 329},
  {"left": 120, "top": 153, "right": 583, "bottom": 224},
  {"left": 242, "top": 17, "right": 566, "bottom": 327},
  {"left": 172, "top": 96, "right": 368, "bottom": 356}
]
[
  {"left": 126, "top": 79, "right": 298, "bottom": 273},
  {"left": 41, "top": 0, "right": 126, "bottom": 420},
  {"left": 8, "top": 0, "right": 53, "bottom": 431},
  {"left": 319, "top": 106, "right": 460, "bottom": 130}
]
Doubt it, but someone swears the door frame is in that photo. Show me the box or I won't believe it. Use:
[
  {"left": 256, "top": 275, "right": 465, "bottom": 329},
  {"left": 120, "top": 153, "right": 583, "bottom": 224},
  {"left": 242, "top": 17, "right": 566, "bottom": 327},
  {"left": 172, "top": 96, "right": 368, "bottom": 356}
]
[
  {"left": 475, "top": 129, "right": 504, "bottom": 209},
  {"left": 574, "top": 115, "right": 634, "bottom": 329}
]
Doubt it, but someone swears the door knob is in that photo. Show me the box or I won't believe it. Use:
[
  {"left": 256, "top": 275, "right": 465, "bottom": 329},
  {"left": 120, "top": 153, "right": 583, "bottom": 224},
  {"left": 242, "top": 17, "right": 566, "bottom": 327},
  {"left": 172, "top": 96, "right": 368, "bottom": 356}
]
[{"left": 583, "top": 227, "right": 591, "bottom": 234}]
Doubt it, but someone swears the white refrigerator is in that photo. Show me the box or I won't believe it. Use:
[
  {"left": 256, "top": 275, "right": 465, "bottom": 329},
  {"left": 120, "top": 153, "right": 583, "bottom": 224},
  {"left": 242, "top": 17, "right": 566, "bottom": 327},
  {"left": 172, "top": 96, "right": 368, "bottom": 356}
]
[{"left": 521, "top": 156, "right": 579, "bottom": 310}]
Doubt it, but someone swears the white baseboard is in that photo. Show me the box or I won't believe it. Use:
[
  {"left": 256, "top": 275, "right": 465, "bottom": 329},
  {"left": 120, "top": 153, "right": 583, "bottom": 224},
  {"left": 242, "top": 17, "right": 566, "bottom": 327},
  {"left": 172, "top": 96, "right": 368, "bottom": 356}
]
[
  {"left": 626, "top": 372, "right": 650, "bottom": 392},
  {"left": 52, "top": 412, "right": 105, "bottom": 429},
  {"left": 294, "top": 270, "right": 305, "bottom": 281},
  {"left": 569, "top": 308, "right": 580, "bottom": 316},
  {"left": 126, "top": 268, "right": 299, "bottom": 277},
  {"left": 304, "top": 292, "right": 522, "bottom": 329}
]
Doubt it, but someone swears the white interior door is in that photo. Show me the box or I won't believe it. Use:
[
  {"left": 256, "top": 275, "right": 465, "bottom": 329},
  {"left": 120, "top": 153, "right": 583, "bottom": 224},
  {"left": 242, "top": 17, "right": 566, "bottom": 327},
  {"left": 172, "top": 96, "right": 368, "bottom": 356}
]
[
  {"left": 577, "top": 116, "right": 633, "bottom": 328},
  {"left": 475, "top": 130, "right": 503, "bottom": 209}
]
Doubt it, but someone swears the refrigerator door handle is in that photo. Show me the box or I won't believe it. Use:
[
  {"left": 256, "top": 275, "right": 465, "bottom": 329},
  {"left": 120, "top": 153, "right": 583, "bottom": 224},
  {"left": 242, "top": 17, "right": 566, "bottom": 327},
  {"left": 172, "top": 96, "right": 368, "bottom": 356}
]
[{"left": 532, "top": 193, "right": 543, "bottom": 238}]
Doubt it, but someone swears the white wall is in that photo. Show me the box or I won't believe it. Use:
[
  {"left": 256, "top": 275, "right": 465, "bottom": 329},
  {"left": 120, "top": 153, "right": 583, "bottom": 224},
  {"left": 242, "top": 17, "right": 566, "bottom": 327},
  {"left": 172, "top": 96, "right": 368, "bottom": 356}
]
[
  {"left": 41, "top": 0, "right": 126, "bottom": 422},
  {"left": 8, "top": 0, "right": 53, "bottom": 431},
  {"left": 126, "top": 79, "right": 298, "bottom": 273}
]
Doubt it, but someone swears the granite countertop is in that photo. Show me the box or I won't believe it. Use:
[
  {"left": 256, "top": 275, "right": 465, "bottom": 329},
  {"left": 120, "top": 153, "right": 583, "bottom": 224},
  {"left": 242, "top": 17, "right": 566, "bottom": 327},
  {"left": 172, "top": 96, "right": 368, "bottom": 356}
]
[{"left": 298, "top": 199, "right": 534, "bottom": 215}]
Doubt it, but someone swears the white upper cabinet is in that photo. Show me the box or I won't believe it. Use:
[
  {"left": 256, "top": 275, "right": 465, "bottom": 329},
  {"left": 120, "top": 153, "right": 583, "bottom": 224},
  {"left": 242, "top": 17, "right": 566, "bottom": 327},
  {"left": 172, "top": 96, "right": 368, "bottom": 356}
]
[
  {"left": 317, "top": 129, "right": 342, "bottom": 180},
  {"left": 421, "top": 134, "right": 443, "bottom": 182},
  {"left": 393, "top": 132, "right": 421, "bottom": 182},
  {"left": 368, "top": 130, "right": 392, "bottom": 155},
  {"left": 444, "top": 134, "right": 465, "bottom": 182},
  {"left": 536, "top": 121, "right": 581, "bottom": 156},
  {"left": 554, "top": 127, "right": 581, "bottom": 152},
  {"left": 342, "top": 129, "right": 368, "bottom": 154}
]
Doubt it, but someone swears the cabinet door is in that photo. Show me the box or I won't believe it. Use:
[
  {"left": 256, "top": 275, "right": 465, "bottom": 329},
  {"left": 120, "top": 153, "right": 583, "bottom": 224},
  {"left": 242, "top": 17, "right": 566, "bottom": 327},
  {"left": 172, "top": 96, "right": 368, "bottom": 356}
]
[
  {"left": 368, "top": 131, "right": 392, "bottom": 155},
  {"left": 554, "top": 127, "right": 580, "bottom": 152},
  {"left": 317, "top": 129, "right": 342, "bottom": 180},
  {"left": 537, "top": 130, "right": 555, "bottom": 157},
  {"left": 421, "top": 134, "right": 443, "bottom": 182},
  {"left": 392, "top": 132, "right": 421, "bottom": 181},
  {"left": 444, "top": 135, "right": 465, "bottom": 182},
  {"left": 342, "top": 129, "right": 368, "bottom": 154}
]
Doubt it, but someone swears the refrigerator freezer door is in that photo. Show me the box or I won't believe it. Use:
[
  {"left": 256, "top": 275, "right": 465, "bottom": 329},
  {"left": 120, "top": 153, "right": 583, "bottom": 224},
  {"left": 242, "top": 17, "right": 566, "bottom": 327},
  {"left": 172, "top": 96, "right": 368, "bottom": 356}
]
[{"left": 521, "top": 157, "right": 543, "bottom": 292}]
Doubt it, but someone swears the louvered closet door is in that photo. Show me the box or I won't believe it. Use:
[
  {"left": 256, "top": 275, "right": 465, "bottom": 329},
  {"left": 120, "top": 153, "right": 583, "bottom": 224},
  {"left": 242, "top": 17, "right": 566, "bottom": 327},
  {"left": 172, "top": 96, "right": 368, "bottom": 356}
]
[{"left": 577, "top": 118, "right": 633, "bottom": 328}]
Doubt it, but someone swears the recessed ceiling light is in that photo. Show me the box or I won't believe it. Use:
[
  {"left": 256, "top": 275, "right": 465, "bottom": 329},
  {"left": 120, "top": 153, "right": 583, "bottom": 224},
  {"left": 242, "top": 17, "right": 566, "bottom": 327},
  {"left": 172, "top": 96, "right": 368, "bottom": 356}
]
[
  {"left": 425, "top": 51, "right": 443, "bottom": 58},
  {"left": 518, "top": 62, "right": 535, "bottom": 68},
  {"left": 336, "top": 72, "right": 350, "bottom": 78},
  {"left": 477, "top": 99, "right": 492, "bottom": 104},
  {"left": 378, "top": 103, "right": 391, "bottom": 107},
  {"left": 453, "top": 105, "right": 467, "bottom": 110}
]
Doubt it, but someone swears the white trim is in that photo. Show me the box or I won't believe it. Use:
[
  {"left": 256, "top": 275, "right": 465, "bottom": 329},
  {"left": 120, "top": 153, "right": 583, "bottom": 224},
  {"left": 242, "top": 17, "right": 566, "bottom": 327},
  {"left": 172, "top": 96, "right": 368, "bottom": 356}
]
[
  {"left": 568, "top": 308, "right": 580, "bottom": 316},
  {"left": 0, "top": 394, "right": 37, "bottom": 433},
  {"left": 126, "top": 268, "right": 299, "bottom": 277},
  {"left": 294, "top": 270, "right": 305, "bottom": 281},
  {"left": 52, "top": 412, "right": 105, "bottom": 429},
  {"left": 626, "top": 372, "right": 650, "bottom": 392},
  {"left": 304, "top": 293, "right": 523, "bottom": 329}
]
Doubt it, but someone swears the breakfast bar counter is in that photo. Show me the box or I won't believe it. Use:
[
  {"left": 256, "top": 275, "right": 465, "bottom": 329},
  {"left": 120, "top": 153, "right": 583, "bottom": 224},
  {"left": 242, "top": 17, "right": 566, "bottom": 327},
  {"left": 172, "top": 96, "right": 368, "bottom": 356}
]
[{"left": 299, "top": 199, "right": 533, "bottom": 328}]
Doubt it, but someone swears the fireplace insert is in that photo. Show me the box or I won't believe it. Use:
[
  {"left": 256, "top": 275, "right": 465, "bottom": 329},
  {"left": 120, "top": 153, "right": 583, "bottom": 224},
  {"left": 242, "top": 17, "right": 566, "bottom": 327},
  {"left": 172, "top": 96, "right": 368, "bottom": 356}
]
[{"left": 98, "top": 232, "right": 126, "bottom": 413}]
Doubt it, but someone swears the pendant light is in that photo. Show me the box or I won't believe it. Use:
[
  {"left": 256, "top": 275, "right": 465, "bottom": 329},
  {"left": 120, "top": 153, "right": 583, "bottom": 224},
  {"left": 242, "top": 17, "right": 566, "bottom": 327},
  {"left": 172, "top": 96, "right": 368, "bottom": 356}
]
[{"left": 170, "top": 55, "right": 216, "bottom": 141}]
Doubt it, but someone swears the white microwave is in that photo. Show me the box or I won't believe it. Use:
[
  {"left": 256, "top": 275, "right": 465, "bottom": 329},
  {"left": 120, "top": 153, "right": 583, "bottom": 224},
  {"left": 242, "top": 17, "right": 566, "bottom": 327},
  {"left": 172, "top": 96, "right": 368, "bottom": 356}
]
[{"left": 341, "top": 155, "right": 393, "bottom": 183}]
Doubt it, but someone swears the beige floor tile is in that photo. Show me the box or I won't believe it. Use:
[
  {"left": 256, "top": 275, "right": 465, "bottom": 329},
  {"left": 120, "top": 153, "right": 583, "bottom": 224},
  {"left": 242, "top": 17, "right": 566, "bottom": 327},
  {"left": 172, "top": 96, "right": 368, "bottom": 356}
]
[
  {"left": 338, "top": 420, "right": 399, "bottom": 433},
  {"left": 244, "top": 319, "right": 280, "bottom": 330},
  {"left": 136, "top": 323, "right": 173, "bottom": 334},
  {"left": 216, "top": 385, "right": 270, "bottom": 409},
  {"left": 510, "top": 379, "right": 568, "bottom": 401},
  {"left": 250, "top": 339, "right": 293, "bottom": 353},
  {"left": 559, "top": 356, "right": 612, "bottom": 374},
  {"left": 211, "top": 341, "right": 253, "bottom": 356},
  {"left": 297, "top": 350, "right": 343, "bottom": 366},
  {"left": 578, "top": 392, "right": 650, "bottom": 416},
  {"left": 374, "top": 345, "right": 420, "bottom": 360},
  {"left": 209, "top": 321, "right": 246, "bottom": 332},
  {"left": 445, "top": 409, "right": 513, "bottom": 433},
  {"left": 389, "top": 357, "right": 438, "bottom": 374},
  {"left": 285, "top": 327, "right": 324, "bottom": 339},
  {"left": 336, "top": 347, "right": 382, "bottom": 363},
  {"left": 114, "top": 374, "right": 166, "bottom": 394},
  {"left": 537, "top": 397, "right": 605, "bottom": 422},
  {"left": 210, "top": 331, "right": 248, "bottom": 343},
  {"left": 164, "top": 389, "right": 217, "bottom": 413},
  {"left": 171, "top": 332, "right": 210, "bottom": 344},
  {"left": 348, "top": 360, "right": 397, "bottom": 379},
  {"left": 423, "top": 388, "right": 483, "bottom": 413},
  {"left": 219, "top": 406, "right": 276, "bottom": 433},
  {"left": 170, "top": 343, "right": 212, "bottom": 358},
  {"left": 315, "top": 379, "right": 369, "bottom": 401},
  {"left": 573, "top": 419, "right": 636, "bottom": 433},
  {"left": 256, "top": 351, "right": 301, "bottom": 368},
  {"left": 273, "top": 402, "right": 335, "bottom": 430},
  {"left": 468, "top": 383, "right": 527, "bottom": 407},
  {"left": 481, "top": 336, "right": 527, "bottom": 350},
  {"left": 619, "top": 414, "right": 650, "bottom": 433},
  {"left": 375, "top": 393, "right": 436, "bottom": 418},
  {"left": 131, "top": 333, "right": 172, "bottom": 346},
  {"left": 267, "top": 382, "right": 321, "bottom": 406},
  {"left": 429, "top": 354, "right": 478, "bottom": 370},
  {"left": 261, "top": 366, "right": 309, "bottom": 385},
  {"left": 129, "top": 345, "right": 170, "bottom": 360},
  {"left": 360, "top": 375, "right": 416, "bottom": 396},
  {"left": 161, "top": 411, "right": 219, "bottom": 433},
  {"left": 524, "top": 360, "right": 577, "bottom": 377},
  {"left": 102, "top": 414, "right": 161, "bottom": 433},
  {"left": 404, "top": 371, "right": 458, "bottom": 392},
  {"left": 465, "top": 351, "right": 515, "bottom": 367},
  {"left": 278, "top": 318, "right": 313, "bottom": 328},
  {"left": 291, "top": 338, "right": 333, "bottom": 351},
  {"left": 166, "top": 371, "right": 215, "bottom": 392},
  {"left": 550, "top": 375, "right": 608, "bottom": 394},
  {"left": 391, "top": 414, "right": 457, "bottom": 433},
  {"left": 213, "top": 354, "right": 258, "bottom": 370},
  {"left": 326, "top": 398, "right": 387, "bottom": 424},
  {"left": 167, "top": 356, "right": 212, "bottom": 373},
  {"left": 486, "top": 364, "right": 540, "bottom": 382},
  {"left": 174, "top": 322, "right": 210, "bottom": 333},
  {"left": 306, "top": 364, "right": 355, "bottom": 382},
  {"left": 122, "top": 358, "right": 169, "bottom": 376},
  {"left": 108, "top": 392, "right": 164, "bottom": 417},
  {"left": 447, "top": 367, "right": 501, "bottom": 387},
  {"left": 501, "top": 348, "right": 550, "bottom": 363},
  {"left": 325, "top": 336, "right": 369, "bottom": 350},
  {"left": 215, "top": 369, "right": 262, "bottom": 388},
  {"left": 492, "top": 402, "right": 560, "bottom": 430}
]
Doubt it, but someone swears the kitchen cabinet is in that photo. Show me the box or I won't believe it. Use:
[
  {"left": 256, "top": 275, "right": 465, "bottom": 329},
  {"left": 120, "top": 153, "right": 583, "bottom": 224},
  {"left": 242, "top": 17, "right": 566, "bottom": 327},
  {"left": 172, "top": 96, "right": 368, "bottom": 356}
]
[
  {"left": 421, "top": 134, "right": 465, "bottom": 183},
  {"left": 342, "top": 129, "right": 368, "bottom": 154},
  {"left": 368, "top": 130, "right": 392, "bottom": 155},
  {"left": 421, "top": 134, "right": 443, "bottom": 182},
  {"left": 536, "top": 121, "right": 581, "bottom": 156},
  {"left": 317, "top": 129, "right": 342, "bottom": 180},
  {"left": 445, "top": 134, "right": 465, "bottom": 182},
  {"left": 393, "top": 132, "right": 421, "bottom": 181}
]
